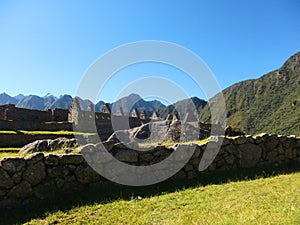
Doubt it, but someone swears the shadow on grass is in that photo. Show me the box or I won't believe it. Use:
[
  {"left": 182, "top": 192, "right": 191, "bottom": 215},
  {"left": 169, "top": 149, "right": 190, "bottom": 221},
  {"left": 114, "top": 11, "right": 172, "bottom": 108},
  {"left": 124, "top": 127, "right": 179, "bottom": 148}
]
[{"left": 1, "top": 164, "right": 299, "bottom": 225}]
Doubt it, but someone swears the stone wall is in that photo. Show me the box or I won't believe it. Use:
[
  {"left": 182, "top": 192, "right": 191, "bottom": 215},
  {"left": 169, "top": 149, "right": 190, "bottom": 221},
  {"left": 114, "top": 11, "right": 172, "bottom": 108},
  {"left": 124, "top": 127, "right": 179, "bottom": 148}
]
[
  {"left": 52, "top": 108, "right": 69, "bottom": 121},
  {"left": 0, "top": 120, "right": 72, "bottom": 132},
  {"left": 0, "top": 105, "right": 53, "bottom": 122},
  {"left": 0, "top": 134, "right": 299, "bottom": 209}
]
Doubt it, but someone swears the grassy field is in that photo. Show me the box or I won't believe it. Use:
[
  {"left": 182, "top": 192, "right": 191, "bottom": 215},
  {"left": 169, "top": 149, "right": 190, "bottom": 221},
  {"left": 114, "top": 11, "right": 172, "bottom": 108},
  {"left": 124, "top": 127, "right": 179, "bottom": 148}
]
[{"left": 3, "top": 170, "right": 298, "bottom": 225}]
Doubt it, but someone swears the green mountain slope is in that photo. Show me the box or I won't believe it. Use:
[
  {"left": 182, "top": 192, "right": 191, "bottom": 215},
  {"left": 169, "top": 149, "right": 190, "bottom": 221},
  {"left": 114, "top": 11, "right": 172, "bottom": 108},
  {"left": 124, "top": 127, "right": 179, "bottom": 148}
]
[{"left": 199, "top": 51, "right": 300, "bottom": 135}]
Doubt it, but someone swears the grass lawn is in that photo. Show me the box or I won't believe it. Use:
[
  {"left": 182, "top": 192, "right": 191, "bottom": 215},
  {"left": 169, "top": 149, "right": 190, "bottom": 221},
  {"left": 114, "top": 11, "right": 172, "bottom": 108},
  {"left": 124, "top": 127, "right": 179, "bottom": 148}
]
[{"left": 21, "top": 172, "right": 300, "bottom": 225}]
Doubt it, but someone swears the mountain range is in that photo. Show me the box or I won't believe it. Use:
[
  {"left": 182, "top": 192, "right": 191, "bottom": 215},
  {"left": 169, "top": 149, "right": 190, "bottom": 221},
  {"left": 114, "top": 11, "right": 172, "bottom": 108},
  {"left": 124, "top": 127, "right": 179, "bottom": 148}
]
[
  {"left": 0, "top": 92, "right": 204, "bottom": 118},
  {"left": 1, "top": 51, "right": 299, "bottom": 135}
]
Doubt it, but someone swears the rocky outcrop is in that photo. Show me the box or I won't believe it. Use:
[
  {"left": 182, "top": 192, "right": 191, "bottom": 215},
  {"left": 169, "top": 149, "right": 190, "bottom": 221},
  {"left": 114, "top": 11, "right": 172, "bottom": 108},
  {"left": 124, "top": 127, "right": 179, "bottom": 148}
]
[
  {"left": 0, "top": 134, "right": 299, "bottom": 209},
  {"left": 19, "top": 137, "right": 77, "bottom": 154},
  {"left": 107, "top": 120, "right": 208, "bottom": 144}
]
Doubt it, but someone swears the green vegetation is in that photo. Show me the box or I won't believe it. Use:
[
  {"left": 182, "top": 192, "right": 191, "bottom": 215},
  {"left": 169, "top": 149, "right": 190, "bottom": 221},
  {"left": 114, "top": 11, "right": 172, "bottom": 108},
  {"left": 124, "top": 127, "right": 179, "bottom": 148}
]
[
  {"left": 18, "top": 172, "right": 300, "bottom": 225},
  {"left": 199, "top": 52, "right": 300, "bottom": 136},
  {"left": 0, "top": 147, "right": 20, "bottom": 158},
  {"left": 140, "top": 138, "right": 210, "bottom": 148},
  {"left": 0, "top": 130, "right": 17, "bottom": 134},
  {"left": 0, "top": 130, "right": 96, "bottom": 136},
  {"left": 0, "top": 148, "right": 80, "bottom": 159},
  {"left": 18, "top": 130, "right": 96, "bottom": 136}
]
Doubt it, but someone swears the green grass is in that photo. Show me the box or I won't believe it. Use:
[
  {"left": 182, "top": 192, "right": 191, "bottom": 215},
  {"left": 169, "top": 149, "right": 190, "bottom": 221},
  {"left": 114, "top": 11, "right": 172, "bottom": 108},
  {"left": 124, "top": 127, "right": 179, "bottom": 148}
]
[
  {"left": 16, "top": 172, "right": 300, "bottom": 225},
  {"left": 0, "top": 130, "right": 96, "bottom": 136},
  {"left": 140, "top": 138, "right": 210, "bottom": 148},
  {"left": 18, "top": 130, "right": 96, "bottom": 136},
  {"left": 0, "top": 147, "right": 21, "bottom": 158},
  {"left": 0, "top": 130, "right": 17, "bottom": 134},
  {"left": 0, "top": 149, "right": 80, "bottom": 159}
]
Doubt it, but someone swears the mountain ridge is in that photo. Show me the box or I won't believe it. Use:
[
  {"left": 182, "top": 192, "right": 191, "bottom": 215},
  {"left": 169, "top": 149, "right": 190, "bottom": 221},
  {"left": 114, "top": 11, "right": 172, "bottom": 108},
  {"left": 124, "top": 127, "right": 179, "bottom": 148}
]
[
  {"left": 199, "top": 51, "right": 300, "bottom": 135},
  {"left": 0, "top": 92, "right": 206, "bottom": 118}
]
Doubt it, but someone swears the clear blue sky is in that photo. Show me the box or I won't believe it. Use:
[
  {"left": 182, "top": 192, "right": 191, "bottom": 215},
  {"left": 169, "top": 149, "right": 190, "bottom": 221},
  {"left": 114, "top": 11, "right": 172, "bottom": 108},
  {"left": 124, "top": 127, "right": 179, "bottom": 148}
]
[{"left": 0, "top": 0, "right": 299, "bottom": 103}]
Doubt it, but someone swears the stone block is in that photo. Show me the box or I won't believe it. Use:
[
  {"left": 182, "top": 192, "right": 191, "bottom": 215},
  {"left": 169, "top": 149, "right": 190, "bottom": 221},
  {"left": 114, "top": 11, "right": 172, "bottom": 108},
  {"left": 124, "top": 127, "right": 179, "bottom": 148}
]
[
  {"left": 24, "top": 152, "right": 44, "bottom": 165},
  {"left": 0, "top": 158, "right": 25, "bottom": 174},
  {"left": 8, "top": 181, "right": 32, "bottom": 198},
  {"left": 238, "top": 143, "right": 262, "bottom": 168},
  {"left": 23, "top": 162, "right": 46, "bottom": 186}
]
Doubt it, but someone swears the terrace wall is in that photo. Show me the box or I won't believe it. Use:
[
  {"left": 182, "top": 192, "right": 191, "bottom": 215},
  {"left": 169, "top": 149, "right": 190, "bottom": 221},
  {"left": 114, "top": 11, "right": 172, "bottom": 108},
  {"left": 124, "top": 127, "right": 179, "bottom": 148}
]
[{"left": 0, "top": 134, "right": 299, "bottom": 209}]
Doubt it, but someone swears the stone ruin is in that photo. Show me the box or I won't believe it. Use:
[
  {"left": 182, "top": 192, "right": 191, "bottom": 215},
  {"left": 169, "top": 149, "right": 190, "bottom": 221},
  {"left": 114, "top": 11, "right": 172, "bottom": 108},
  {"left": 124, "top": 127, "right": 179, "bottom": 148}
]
[{"left": 0, "top": 98, "right": 227, "bottom": 145}]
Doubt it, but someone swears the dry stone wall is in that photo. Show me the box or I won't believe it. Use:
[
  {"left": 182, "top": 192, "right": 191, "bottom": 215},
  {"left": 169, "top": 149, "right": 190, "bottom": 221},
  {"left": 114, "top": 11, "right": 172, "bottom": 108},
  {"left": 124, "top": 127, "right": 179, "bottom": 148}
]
[{"left": 0, "top": 133, "right": 299, "bottom": 209}]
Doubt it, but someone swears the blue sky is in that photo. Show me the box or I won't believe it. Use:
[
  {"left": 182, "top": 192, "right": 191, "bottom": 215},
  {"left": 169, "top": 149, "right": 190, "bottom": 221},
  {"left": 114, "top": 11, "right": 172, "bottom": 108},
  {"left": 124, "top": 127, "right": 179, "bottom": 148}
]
[{"left": 0, "top": 0, "right": 299, "bottom": 103}]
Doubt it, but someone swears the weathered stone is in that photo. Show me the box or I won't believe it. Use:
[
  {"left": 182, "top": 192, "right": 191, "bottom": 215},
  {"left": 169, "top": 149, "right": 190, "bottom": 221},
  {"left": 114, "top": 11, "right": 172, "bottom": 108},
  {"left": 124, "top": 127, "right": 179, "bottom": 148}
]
[
  {"left": 62, "top": 181, "right": 84, "bottom": 192},
  {"left": 234, "top": 136, "right": 248, "bottom": 145},
  {"left": 47, "top": 165, "right": 69, "bottom": 178},
  {"left": 285, "top": 148, "right": 294, "bottom": 159},
  {"left": 264, "top": 135, "right": 279, "bottom": 151},
  {"left": 216, "top": 158, "right": 226, "bottom": 168},
  {"left": 187, "top": 171, "right": 198, "bottom": 179},
  {"left": 63, "top": 148, "right": 74, "bottom": 154},
  {"left": 172, "top": 144, "right": 197, "bottom": 163},
  {"left": 12, "top": 171, "right": 23, "bottom": 184},
  {"left": 282, "top": 139, "right": 292, "bottom": 149},
  {"left": 223, "top": 144, "right": 237, "bottom": 154},
  {"left": 238, "top": 143, "right": 262, "bottom": 168},
  {"left": 172, "top": 170, "right": 186, "bottom": 179},
  {"left": 24, "top": 152, "right": 44, "bottom": 165},
  {"left": 68, "top": 164, "right": 77, "bottom": 172},
  {"left": 184, "top": 164, "right": 194, "bottom": 172},
  {"left": 139, "top": 153, "right": 154, "bottom": 162},
  {"left": 266, "top": 151, "right": 278, "bottom": 163},
  {"left": 60, "top": 154, "right": 84, "bottom": 165},
  {"left": 190, "top": 157, "right": 200, "bottom": 168},
  {"left": 98, "top": 141, "right": 116, "bottom": 152},
  {"left": 20, "top": 139, "right": 49, "bottom": 154},
  {"left": 115, "top": 149, "right": 138, "bottom": 163},
  {"left": 254, "top": 133, "right": 268, "bottom": 144},
  {"left": 191, "top": 147, "right": 202, "bottom": 159},
  {"left": 55, "top": 178, "right": 64, "bottom": 188},
  {"left": 0, "top": 198, "right": 20, "bottom": 210},
  {"left": 90, "top": 151, "right": 113, "bottom": 164},
  {"left": 23, "top": 162, "right": 46, "bottom": 186},
  {"left": 296, "top": 138, "right": 300, "bottom": 148},
  {"left": 208, "top": 162, "right": 216, "bottom": 172},
  {"left": 246, "top": 135, "right": 255, "bottom": 143},
  {"left": 221, "top": 137, "right": 232, "bottom": 146},
  {"left": 0, "top": 168, "right": 14, "bottom": 189},
  {"left": 0, "top": 157, "right": 25, "bottom": 173},
  {"left": 20, "top": 138, "right": 77, "bottom": 154},
  {"left": 74, "top": 164, "right": 101, "bottom": 183},
  {"left": 153, "top": 148, "right": 171, "bottom": 157},
  {"left": 8, "top": 181, "right": 32, "bottom": 198},
  {"left": 225, "top": 154, "right": 236, "bottom": 165},
  {"left": 78, "top": 144, "right": 96, "bottom": 154},
  {"left": 44, "top": 154, "right": 59, "bottom": 166},
  {"left": 34, "top": 179, "right": 57, "bottom": 199}
]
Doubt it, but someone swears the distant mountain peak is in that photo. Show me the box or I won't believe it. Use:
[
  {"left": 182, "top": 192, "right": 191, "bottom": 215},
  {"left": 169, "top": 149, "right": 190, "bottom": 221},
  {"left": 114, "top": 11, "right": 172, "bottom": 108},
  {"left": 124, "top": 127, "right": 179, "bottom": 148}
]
[
  {"left": 0, "top": 93, "right": 18, "bottom": 105},
  {"left": 43, "top": 93, "right": 58, "bottom": 100},
  {"left": 14, "top": 94, "right": 25, "bottom": 101}
]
